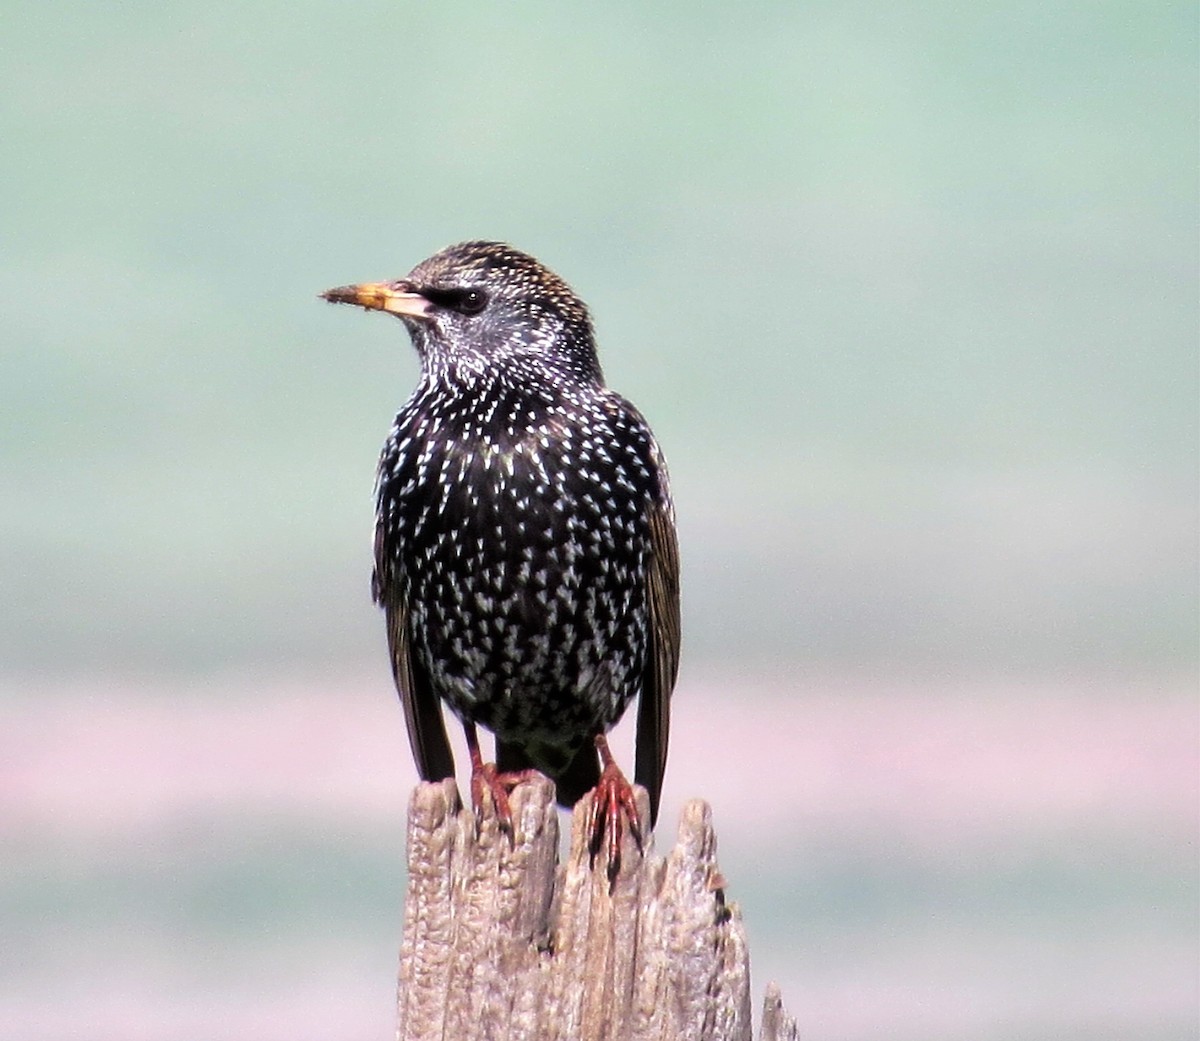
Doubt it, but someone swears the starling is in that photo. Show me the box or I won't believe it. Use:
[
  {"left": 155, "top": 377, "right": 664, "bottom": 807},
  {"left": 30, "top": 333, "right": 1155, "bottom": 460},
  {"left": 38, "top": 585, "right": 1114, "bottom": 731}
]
[{"left": 321, "top": 241, "right": 680, "bottom": 867}]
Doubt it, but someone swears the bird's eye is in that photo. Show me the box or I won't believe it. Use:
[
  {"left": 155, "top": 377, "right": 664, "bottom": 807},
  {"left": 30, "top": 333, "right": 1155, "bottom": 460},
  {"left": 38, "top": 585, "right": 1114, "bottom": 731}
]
[
  {"left": 423, "top": 286, "right": 489, "bottom": 316},
  {"left": 457, "top": 288, "right": 488, "bottom": 316}
]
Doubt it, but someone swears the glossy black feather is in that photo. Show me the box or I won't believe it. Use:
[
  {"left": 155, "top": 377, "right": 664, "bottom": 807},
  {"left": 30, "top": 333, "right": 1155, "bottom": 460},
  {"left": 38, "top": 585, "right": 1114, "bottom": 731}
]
[{"left": 359, "top": 242, "right": 679, "bottom": 824}]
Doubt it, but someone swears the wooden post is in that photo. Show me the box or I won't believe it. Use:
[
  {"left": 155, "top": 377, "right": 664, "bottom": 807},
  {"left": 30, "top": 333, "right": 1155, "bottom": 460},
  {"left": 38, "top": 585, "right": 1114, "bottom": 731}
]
[{"left": 397, "top": 776, "right": 798, "bottom": 1041}]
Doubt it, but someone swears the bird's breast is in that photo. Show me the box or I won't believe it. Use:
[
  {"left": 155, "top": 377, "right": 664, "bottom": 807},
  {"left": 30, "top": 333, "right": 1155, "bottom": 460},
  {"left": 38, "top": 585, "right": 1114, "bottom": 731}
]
[
  {"left": 385, "top": 402, "right": 647, "bottom": 595},
  {"left": 374, "top": 389, "right": 662, "bottom": 733}
]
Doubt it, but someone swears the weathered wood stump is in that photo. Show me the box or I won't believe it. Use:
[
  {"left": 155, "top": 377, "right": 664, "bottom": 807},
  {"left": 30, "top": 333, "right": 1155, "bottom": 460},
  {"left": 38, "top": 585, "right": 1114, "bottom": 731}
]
[{"left": 397, "top": 776, "right": 798, "bottom": 1041}]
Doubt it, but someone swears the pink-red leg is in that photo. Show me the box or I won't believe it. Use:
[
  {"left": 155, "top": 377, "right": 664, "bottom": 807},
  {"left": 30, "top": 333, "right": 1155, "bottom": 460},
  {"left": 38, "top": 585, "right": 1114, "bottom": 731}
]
[
  {"left": 586, "top": 733, "right": 644, "bottom": 882},
  {"left": 463, "top": 723, "right": 538, "bottom": 836}
]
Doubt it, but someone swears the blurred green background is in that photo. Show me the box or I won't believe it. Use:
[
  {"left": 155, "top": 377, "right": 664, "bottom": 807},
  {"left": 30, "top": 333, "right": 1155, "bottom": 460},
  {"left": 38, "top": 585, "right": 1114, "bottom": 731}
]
[{"left": 2, "top": 2, "right": 1196, "bottom": 1040}]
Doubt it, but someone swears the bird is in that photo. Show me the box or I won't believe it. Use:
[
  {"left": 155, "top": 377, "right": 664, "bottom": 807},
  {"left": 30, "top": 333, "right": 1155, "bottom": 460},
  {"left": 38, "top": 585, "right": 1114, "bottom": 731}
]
[{"left": 321, "top": 241, "right": 680, "bottom": 872}]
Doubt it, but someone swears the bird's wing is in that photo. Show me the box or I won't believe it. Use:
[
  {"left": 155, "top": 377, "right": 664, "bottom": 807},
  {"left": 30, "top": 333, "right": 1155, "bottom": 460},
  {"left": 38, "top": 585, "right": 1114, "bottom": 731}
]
[
  {"left": 635, "top": 498, "right": 681, "bottom": 827},
  {"left": 374, "top": 526, "right": 455, "bottom": 783}
]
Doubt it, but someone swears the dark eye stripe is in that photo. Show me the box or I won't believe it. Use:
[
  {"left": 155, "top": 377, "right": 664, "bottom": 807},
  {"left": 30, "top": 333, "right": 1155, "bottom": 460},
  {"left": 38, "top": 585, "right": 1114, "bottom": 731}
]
[{"left": 422, "top": 286, "right": 488, "bottom": 316}]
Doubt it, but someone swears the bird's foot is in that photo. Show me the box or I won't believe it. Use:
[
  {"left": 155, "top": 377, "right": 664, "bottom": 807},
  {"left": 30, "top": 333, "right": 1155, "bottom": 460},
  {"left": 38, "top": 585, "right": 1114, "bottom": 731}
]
[
  {"left": 462, "top": 722, "right": 537, "bottom": 838},
  {"left": 586, "top": 747, "right": 644, "bottom": 885},
  {"left": 469, "top": 760, "right": 538, "bottom": 839}
]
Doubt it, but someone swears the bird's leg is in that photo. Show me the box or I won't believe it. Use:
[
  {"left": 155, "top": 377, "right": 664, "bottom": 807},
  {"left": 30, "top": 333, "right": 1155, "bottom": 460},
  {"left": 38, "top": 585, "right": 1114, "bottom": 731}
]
[
  {"left": 463, "top": 722, "right": 536, "bottom": 838},
  {"left": 587, "top": 733, "right": 644, "bottom": 883}
]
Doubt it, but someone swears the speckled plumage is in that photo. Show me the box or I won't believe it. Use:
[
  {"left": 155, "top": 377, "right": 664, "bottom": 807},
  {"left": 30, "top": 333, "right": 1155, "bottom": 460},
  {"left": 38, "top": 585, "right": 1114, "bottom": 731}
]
[{"left": 324, "top": 241, "right": 680, "bottom": 828}]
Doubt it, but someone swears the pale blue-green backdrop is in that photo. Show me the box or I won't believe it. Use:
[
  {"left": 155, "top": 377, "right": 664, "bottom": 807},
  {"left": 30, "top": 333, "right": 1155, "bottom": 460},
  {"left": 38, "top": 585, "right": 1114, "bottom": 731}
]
[{"left": 2, "top": 3, "right": 1195, "bottom": 1040}]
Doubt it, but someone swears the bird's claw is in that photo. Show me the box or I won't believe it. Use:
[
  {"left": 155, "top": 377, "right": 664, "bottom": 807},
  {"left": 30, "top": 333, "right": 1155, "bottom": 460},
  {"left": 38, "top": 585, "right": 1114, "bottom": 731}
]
[
  {"left": 469, "top": 762, "right": 537, "bottom": 840},
  {"left": 587, "top": 760, "right": 643, "bottom": 884}
]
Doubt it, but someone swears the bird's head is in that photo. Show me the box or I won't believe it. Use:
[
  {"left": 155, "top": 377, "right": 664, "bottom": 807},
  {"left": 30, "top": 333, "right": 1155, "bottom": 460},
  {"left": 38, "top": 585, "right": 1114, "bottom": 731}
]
[{"left": 322, "top": 241, "right": 602, "bottom": 386}]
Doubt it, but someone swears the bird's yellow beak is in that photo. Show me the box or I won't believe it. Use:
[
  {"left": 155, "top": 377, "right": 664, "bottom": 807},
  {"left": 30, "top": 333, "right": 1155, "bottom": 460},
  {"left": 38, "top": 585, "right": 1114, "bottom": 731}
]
[{"left": 320, "top": 282, "right": 432, "bottom": 319}]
